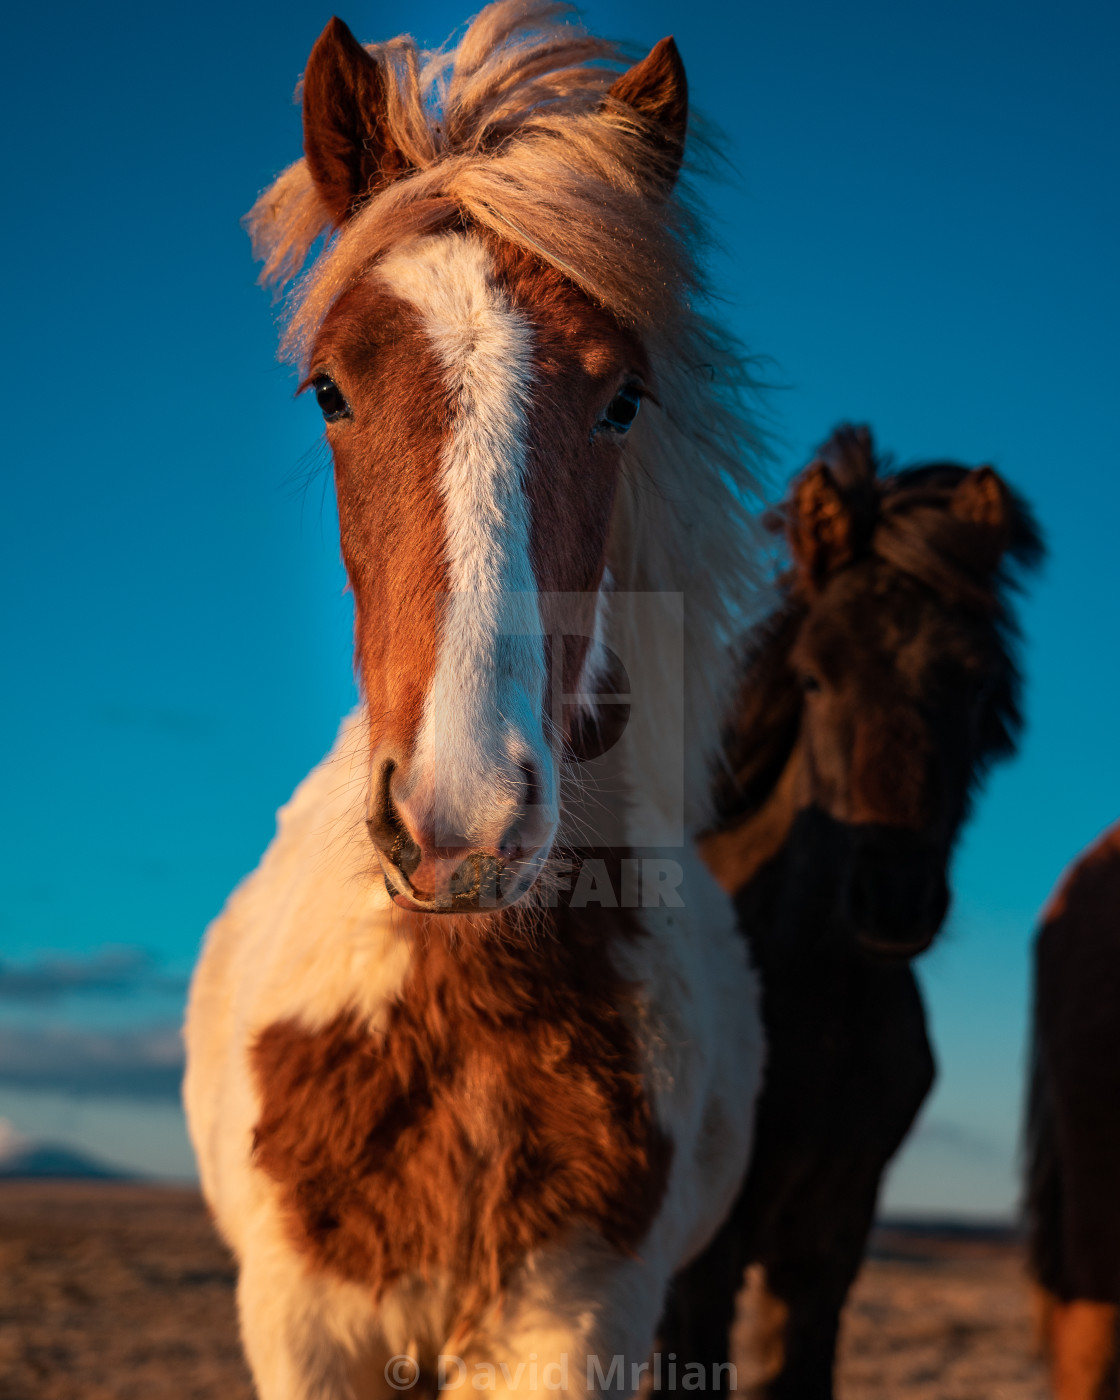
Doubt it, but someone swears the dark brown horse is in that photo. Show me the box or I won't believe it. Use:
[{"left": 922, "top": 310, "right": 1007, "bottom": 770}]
[
  {"left": 1027, "top": 820, "right": 1120, "bottom": 1400},
  {"left": 661, "top": 424, "right": 1043, "bottom": 1398}
]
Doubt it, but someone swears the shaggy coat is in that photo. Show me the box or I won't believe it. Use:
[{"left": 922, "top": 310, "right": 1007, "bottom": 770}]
[
  {"left": 184, "top": 5, "right": 767, "bottom": 1397},
  {"left": 662, "top": 426, "right": 1041, "bottom": 1398}
]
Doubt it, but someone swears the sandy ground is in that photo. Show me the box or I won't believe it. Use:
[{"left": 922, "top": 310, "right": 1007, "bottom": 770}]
[
  {"left": 0, "top": 1183, "right": 1050, "bottom": 1400},
  {"left": 834, "top": 1225, "right": 1048, "bottom": 1400}
]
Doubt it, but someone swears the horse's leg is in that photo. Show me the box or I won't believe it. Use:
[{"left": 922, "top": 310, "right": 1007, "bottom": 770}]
[
  {"left": 1036, "top": 1299, "right": 1120, "bottom": 1400},
  {"left": 751, "top": 1172, "right": 882, "bottom": 1400},
  {"left": 237, "top": 1221, "right": 388, "bottom": 1400},
  {"left": 450, "top": 1243, "right": 671, "bottom": 1400},
  {"left": 740, "top": 961, "right": 935, "bottom": 1400},
  {"left": 655, "top": 954, "right": 839, "bottom": 1398},
  {"left": 658, "top": 1196, "right": 752, "bottom": 1396},
  {"left": 658, "top": 1133, "right": 858, "bottom": 1400}
]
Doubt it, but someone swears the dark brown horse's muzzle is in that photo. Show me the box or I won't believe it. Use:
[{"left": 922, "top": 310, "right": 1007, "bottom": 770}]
[{"left": 843, "top": 837, "right": 951, "bottom": 959}]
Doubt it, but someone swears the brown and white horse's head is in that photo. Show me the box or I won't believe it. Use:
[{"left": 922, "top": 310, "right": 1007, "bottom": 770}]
[{"left": 297, "top": 19, "right": 687, "bottom": 913}]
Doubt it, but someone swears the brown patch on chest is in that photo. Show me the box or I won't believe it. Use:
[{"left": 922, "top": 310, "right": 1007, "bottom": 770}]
[{"left": 250, "top": 885, "right": 672, "bottom": 1310}]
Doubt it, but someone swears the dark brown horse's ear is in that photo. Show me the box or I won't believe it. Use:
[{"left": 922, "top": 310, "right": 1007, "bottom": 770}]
[
  {"left": 818, "top": 423, "right": 875, "bottom": 489},
  {"left": 606, "top": 37, "right": 688, "bottom": 187},
  {"left": 951, "top": 466, "right": 1008, "bottom": 529},
  {"left": 788, "top": 463, "right": 855, "bottom": 591},
  {"left": 951, "top": 466, "right": 1012, "bottom": 568},
  {"left": 302, "top": 17, "right": 411, "bottom": 227}
]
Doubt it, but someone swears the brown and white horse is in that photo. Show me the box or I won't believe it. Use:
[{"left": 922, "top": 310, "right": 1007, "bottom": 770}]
[{"left": 184, "top": 5, "right": 767, "bottom": 1397}]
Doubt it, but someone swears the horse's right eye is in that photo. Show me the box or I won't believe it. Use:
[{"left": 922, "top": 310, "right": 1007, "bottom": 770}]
[
  {"left": 313, "top": 376, "right": 351, "bottom": 423},
  {"left": 800, "top": 673, "right": 823, "bottom": 695}
]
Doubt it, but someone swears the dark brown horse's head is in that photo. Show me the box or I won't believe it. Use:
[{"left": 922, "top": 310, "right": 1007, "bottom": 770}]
[{"left": 708, "top": 425, "right": 1043, "bottom": 958}]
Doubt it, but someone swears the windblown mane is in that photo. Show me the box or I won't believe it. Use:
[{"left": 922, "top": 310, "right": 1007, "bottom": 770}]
[
  {"left": 714, "top": 448, "right": 1045, "bottom": 830},
  {"left": 248, "top": 0, "right": 769, "bottom": 832}
]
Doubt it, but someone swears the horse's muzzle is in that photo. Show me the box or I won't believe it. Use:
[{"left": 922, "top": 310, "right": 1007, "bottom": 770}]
[
  {"left": 370, "top": 832, "right": 538, "bottom": 914},
  {"left": 844, "top": 842, "right": 950, "bottom": 961},
  {"left": 366, "top": 761, "right": 546, "bottom": 913}
]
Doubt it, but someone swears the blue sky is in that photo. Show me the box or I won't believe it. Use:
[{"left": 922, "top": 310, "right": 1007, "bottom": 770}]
[{"left": 1, "top": 0, "right": 1117, "bottom": 1211}]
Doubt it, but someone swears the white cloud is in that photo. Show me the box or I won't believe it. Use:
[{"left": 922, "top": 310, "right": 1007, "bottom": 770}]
[{"left": 0, "top": 1023, "right": 184, "bottom": 1100}]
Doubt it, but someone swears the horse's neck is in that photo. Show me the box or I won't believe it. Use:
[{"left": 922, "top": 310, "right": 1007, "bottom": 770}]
[
  {"left": 699, "top": 741, "right": 804, "bottom": 896},
  {"left": 701, "top": 741, "right": 864, "bottom": 968}
]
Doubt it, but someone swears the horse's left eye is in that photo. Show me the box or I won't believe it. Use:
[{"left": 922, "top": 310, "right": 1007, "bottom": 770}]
[
  {"left": 313, "top": 376, "right": 351, "bottom": 423},
  {"left": 599, "top": 385, "right": 643, "bottom": 434}
]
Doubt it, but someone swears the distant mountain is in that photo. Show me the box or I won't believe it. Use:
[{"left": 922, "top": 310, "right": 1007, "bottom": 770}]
[{"left": 0, "top": 1119, "right": 130, "bottom": 1180}]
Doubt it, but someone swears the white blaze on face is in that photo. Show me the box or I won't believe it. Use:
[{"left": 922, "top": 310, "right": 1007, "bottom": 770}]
[{"left": 375, "top": 232, "right": 555, "bottom": 851}]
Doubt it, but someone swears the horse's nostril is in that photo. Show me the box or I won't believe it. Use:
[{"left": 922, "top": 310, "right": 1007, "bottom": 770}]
[
  {"left": 367, "top": 761, "right": 425, "bottom": 880},
  {"left": 519, "top": 762, "right": 542, "bottom": 810},
  {"left": 499, "top": 823, "right": 525, "bottom": 860},
  {"left": 493, "top": 764, "right": 545, "bottom": 861},
  {"left": 367, "top": 761, "right": 401, "bottom": 847}
]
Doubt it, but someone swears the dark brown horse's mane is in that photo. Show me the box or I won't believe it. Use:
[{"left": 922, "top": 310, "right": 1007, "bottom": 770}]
[
  {"left": 871, "top": 461, "right": 1044, "bottom": 612},
  {"left": 713, "top": 439, "right": 1044, "bottom": 830}
]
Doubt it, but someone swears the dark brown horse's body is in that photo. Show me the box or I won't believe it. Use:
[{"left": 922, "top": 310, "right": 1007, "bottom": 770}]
[
  {"left": 1027, "top": 821, "right": 1120, "bottom": 1400},
  {"left": 661, "top": 425, "right": 1042, "bottom": 1398}
]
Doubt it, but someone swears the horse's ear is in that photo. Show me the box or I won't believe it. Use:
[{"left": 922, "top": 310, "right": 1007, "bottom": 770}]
[
  {"left": 302, "top": 17, "right": 411, "bottom": 227},
  {"left": 606, "top": 37, "right": 688, "bottom": 187},
  {"left": 787, "top": 463, "right": 855, "bottom": 591},
  {"left": 951, "top": 466, "right": 1008, "bottom": 529},
  {"left": 818, "top": 423, "right": 876, "bottom": 489},
  {"left": 951, "top": 466, "right": 1012, "bottom": 568}
]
